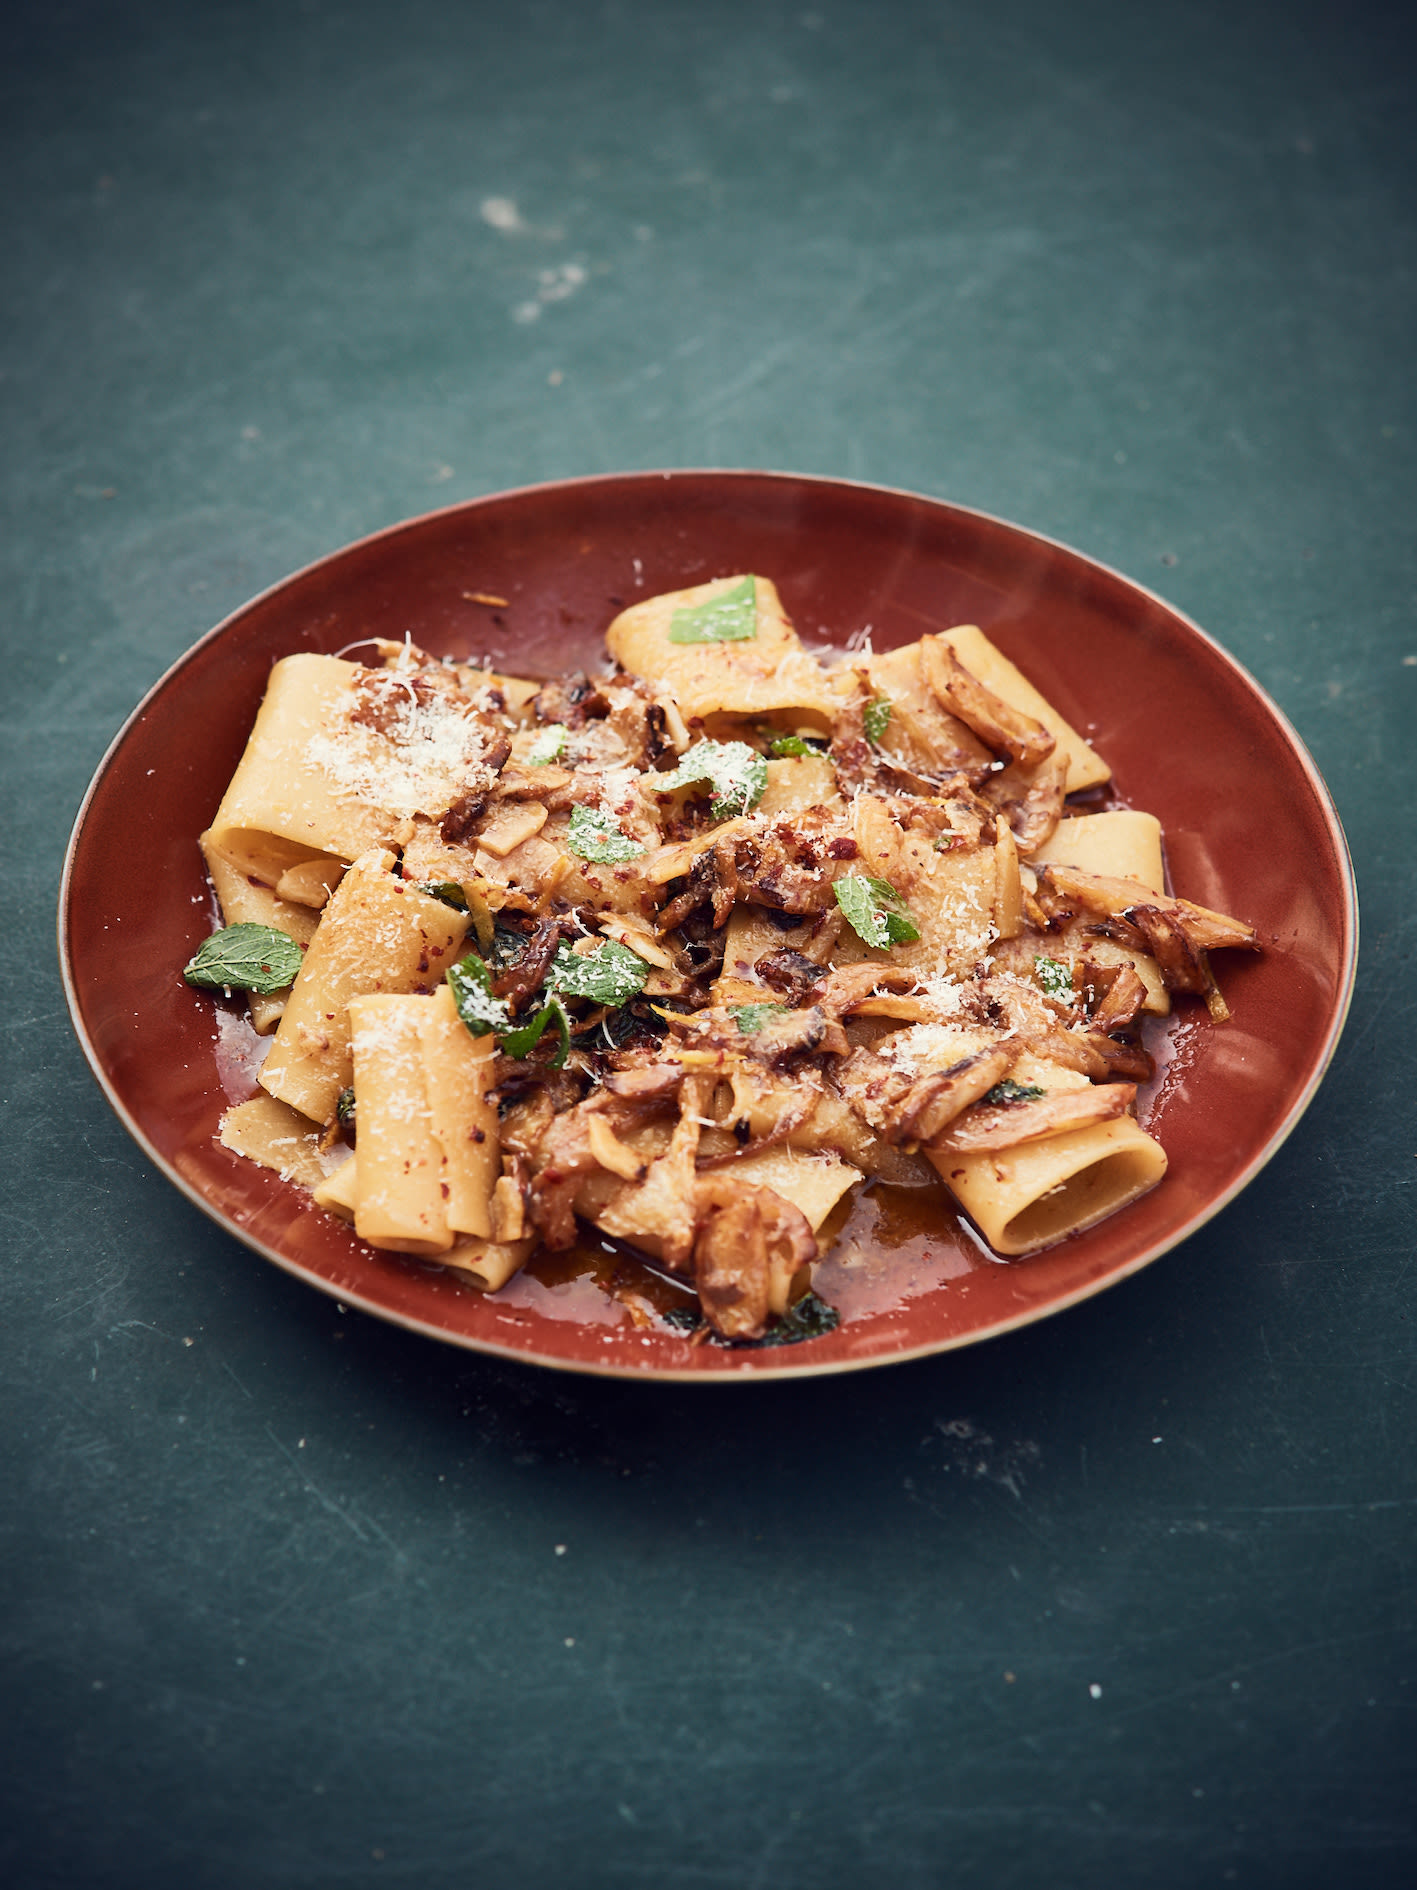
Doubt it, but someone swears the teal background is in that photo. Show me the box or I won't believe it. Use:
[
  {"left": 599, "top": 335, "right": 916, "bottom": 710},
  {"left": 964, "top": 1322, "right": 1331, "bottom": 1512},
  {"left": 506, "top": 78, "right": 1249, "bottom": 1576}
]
[{"left": 5, "top": 2, "right": 1414, "bottom": 1884}]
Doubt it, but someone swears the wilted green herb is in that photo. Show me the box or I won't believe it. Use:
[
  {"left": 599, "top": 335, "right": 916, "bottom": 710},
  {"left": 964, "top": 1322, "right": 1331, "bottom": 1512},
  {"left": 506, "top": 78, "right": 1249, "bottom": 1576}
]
[
  {"left": 446, "top": 945, "right": 574, "bottom": 1064},
  {"left": 985, "top": 1079, "right": 1046, "bottom": 1105},
  {"left": 757, "top": 1291, "right": 841, "bottom": 1347},
  {"left": 446, "top": 950, "right": 513, "bottom": 1036},
  {"left": 418, "top": 880, "right": 468, "bottom": 910},
  {"left": 600, "top": 998, "right": 676, "bottom": 1051},
  {"left": 832, "top": 875, "right": 921, "bottom": 949},
  {"left": 666, "top": 575, "right": 757, "bottom": 644},
  {"left": 182, "top": 923, "right": 302, "bottom": 994},
  {"left": 527, "top": 724, "right": 568, "bottom": 765},
  {"left": 487, "top": 920, "right": 530, "bottom": 970},
  {"left": 501, "top": 996, "right": 571, "bottom": 1068},
  {"left": 862, "top": 696, "right": 893, "bottom": 744},
  {"left": 656, "top": 739, "right": 768, "bottom": 821},
  {"left": 1034, "top": 955, "right": 1074, "bottom": 1002},
  {"left": 547, "top": 939, "right": 649, "bottom": 1007},
  {"left": 730, "top": 1002, "right": 787, "bottom": 1035},
  {"left": 566, "top": 805, "right": 644, "bottom": 863},
  {"left": 768, "top": 734, "right": 822, "bottom": 758},
  {"left": 335, "top": 1087, "right": 357, "bottom": 1127},
  {"left": 661, "top": 1305, "right": 705, "bottom": 1332},
  {"left": 663, "top": 1291, "right": 839, "bottom": 1346}
]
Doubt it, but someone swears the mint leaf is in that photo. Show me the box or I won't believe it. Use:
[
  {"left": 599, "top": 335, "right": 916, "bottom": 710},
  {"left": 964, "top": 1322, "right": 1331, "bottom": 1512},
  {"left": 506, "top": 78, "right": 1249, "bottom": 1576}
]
[
  {"left": 183, "top": 923, "right": 302, "bottom": 994},
  {"left": 501, "top": 995, "right": 572, "bottom": 1067},
  {"left": 527, "top": 724, "right": 568, "bottom": 765},
  {"left": 768, "top": 734, "right": 821, "bottom": 758},
  {"left": 447, "top": 951, "right": 513, "bottom": 1036},
  {"left": 667, "top": 576, "right": 758, "bottom": 645},
  {"left": 656, "top": 739, "right": 768, "bottom": 821},
  {"left": 863, "top": 696, "right": 893, "bottom": 744},
  {"left": 566, "top": 804, "right": 644, "bottom": 863},
  {"left": 730, "top": 1002, "right": 786, "bottom": 1035},
  {"left": 547, "top": 939, "right": 650, "bottom": 1007},
  {"left": 1034, "top": 955, "right": 1074, "bottom": 1002},
  {"left": 985, "top": 1078, "right": 1046, "bottom": 1105},
  {"left": 832, "top": 875, "right": 921, "bottom": 949},
  {"left": 449, "top": 947, "right": 572, "bottom": 1060}
]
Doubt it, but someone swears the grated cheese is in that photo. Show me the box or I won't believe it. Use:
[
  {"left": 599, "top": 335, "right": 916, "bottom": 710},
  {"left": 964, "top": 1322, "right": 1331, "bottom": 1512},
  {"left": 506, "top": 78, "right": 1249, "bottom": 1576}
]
[{"left": 306, "top": 669, "right": 503, "bottom": 819}]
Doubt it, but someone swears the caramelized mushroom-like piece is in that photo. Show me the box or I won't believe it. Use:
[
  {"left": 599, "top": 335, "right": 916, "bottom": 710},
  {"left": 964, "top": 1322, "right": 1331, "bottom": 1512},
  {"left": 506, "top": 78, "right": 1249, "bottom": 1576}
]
[
  {"left": 920, "top": 637, "right": 1056, "bottom": 772},
  {"left": 691, "top": 1179, "right": 818, "bottom": 1342},
  {"left": 932, "top": 1081, "right": 1137, "bottom": 1155}
]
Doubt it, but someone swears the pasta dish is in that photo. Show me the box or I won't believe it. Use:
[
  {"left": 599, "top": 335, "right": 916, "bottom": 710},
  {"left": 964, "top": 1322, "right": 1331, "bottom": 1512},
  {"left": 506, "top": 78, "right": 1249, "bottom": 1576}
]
[{"left": 186, "top": 575, "right": 1257, "bottom": 1345}]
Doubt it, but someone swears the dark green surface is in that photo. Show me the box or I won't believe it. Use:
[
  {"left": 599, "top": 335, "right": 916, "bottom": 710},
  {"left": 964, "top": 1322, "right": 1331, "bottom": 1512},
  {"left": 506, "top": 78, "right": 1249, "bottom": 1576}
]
[{"left": 5, "top": 2, "right": 1415, "bottom": 1884}]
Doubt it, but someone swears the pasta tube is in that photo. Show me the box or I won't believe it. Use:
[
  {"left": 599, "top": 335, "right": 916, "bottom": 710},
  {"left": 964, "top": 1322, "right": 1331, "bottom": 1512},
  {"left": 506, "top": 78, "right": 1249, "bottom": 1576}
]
[
  {"left": 930, "top": 1115, "right": 1168, "bottom": 1256},
  {"left": 258, "top": 849, "right": 469, "bottom": 1124},
  {"left": 347, "top": 994, "right": 452, "bottom": 1256},
  {"left": 206, "top": 654, "right": 399, "bottom": 883},
  {"left": 418, "top": 983, "right": 500, "bottom": 1239}
]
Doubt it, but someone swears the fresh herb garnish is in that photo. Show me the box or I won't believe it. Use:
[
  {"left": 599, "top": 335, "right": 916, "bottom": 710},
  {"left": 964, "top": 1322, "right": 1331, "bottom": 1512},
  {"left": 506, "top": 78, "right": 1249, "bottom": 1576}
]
[
  {"left": 418, "top": 879, "right": 468, "bottom": 910},
  {"left": 446, "top": 950, "right": 514, "bottom": 1036},
  {"left": 667, "top": 575, "right": 758, "bottom": 645},
  {"left": 335, "top": 1087, "right": 357, "bottom": 1126},
  {"left": 832, "top": 875, "right": 921, "bottom": 949},
  {"left": 757, "top": 1290, "right": 840, "bottom": 1346},
  {"left": 566, "top": 804, "right": 644, "bottom": 863},
  {"left": 182, "top": 923, "right": 302, "bottom": 994},
  {"left": 768, "top": 734, "right": 822, "bottom": 758},
  {"left": 730, "top": 1001, "right": 786, "bottom": 1035},
  {"left": 527, "top": 724, "right": 568, "bottom": 766},
  {"left": 446, "top": 948, "right": 572, "bottom": 1064},
  {"left": 1034, "top": 955, "right": 1074, "bottom": 1002},
  {"left": 501, "top": 995, "right": 572, "bottom": 1068},
  {"left": 985, "top": 1079, "right": 1046, "bottom": 1105},
  {"left": 547, "top": 939, "right": 650, "bottom": 1007},
  {"left": 656, "top": 739, "right": 768, "bottom": 821},
  {"left": 862, "top": 696, "right": 893, "bottom": 744}
]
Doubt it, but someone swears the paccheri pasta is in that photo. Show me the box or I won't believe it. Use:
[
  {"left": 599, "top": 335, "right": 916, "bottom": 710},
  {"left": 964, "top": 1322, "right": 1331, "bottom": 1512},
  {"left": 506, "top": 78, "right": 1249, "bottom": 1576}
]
[{"left": 189, "top": 575, "right": 1258, "bottom": 1344}]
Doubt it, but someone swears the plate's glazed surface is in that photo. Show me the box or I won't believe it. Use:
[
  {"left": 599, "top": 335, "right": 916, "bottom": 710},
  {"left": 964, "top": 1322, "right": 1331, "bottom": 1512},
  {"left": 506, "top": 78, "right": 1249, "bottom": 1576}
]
[{"left": 59, "top": 472, "right": 1357, "bottom": 1379}]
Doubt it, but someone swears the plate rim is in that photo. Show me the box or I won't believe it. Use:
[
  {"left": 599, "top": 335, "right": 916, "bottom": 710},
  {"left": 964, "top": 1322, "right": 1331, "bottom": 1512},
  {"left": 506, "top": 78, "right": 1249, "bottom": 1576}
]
[{"left": 57, "top": 468, "right": 1360, "bottom": 1381}]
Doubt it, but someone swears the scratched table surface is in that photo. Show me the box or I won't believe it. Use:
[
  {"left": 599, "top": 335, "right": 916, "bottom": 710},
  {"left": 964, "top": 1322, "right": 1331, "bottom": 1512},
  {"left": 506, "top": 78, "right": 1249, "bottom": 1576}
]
[{"left": 4, "top": 2, "right": 1414, "bottom": 1885}]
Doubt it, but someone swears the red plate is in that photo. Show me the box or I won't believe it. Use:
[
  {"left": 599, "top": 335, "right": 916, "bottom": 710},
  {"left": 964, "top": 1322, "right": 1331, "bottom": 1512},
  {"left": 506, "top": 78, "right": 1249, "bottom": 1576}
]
[{"left": 59, "top": 472, "right": 1357, "bottom": 1379}]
